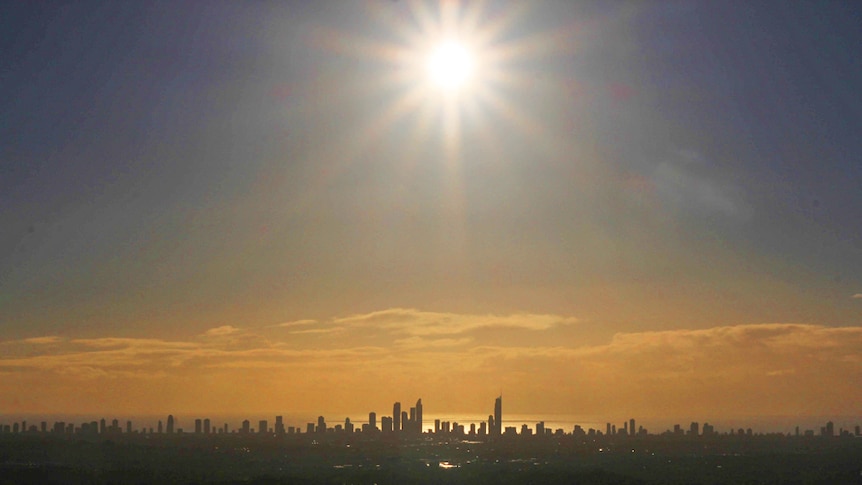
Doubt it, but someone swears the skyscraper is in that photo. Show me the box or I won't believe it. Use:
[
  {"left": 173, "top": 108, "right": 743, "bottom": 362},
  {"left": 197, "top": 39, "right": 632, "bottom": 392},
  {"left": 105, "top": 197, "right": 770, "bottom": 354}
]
[
  {"left": 393, "top": 402, "right": 401, "bottom": 432},
  {"left": 415, "top": 399, "right": 423, "bottom": 434},
  {"left": 494, "top": 396, "right": 502, "bottom": 437}
]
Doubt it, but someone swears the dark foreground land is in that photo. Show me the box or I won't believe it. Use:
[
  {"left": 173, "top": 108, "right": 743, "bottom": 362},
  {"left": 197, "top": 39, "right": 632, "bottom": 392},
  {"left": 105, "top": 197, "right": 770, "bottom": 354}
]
[{"left": 1, "top": 433, "right": 861, "bottom": 484}]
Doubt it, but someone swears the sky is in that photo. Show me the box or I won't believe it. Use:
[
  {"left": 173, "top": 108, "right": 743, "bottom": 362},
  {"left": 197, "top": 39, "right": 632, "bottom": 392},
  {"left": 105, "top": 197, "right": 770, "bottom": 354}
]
[{"left": 1, "top": 1, "right": 861, "bottom": 421}]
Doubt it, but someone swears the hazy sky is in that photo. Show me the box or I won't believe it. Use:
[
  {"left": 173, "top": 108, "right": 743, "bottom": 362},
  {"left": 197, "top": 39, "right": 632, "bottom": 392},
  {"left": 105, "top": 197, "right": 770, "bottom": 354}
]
[{"left": 1, "top": 1, "right": 861, "bottom": 419}]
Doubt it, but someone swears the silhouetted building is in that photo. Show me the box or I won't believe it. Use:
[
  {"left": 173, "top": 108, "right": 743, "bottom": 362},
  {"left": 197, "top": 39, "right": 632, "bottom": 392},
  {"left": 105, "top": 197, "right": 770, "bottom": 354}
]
[
  {"left": 317, "top": 416, "right": 326, "bottom": 434},
  {"left": 345, "top": 417, "right": 353, "bottom": 434},
  {"left": 494, "top": 396, "right": 502, "bottom": 437},
  {"left": 382, "top": 416, "right": 393, "bottom": 433},
  {"left": 167, "top": 415, "right": 174, "bottom": 434},
  {"left": 195, "top": 419, "right": 202, "bottom": 434},
  {"left": 275, "top": 416, "right": 285, "bottom": 436},
  {"left": 415, "top": 399, "right": 423, "bottom": 434},
  {"left": 258, "top": 420, "right": 268, "bottom": 434},
  {"left": 393, "top": 402, "right": 401, "bottom": 432},
  {"left": 369, "top": 412, "right": 377, "bottom": 431},
  {"left": 690, "top": 422, "right": 699, "bottom": 436},
  {"left": 242, "top": 420, "right": 250, "bottom": 434}
]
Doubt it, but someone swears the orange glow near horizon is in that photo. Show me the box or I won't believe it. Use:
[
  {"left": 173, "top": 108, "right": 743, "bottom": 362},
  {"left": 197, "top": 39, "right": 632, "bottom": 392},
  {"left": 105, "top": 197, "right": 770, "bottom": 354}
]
[{"left": 1, "top": 310, "right": 861, "bottom": 421}]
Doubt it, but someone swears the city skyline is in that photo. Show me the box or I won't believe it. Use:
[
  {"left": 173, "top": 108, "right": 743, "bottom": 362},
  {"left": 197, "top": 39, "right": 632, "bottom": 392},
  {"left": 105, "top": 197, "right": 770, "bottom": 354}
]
[
  {"left": 3, "top": 397, "right": 860, "bottom": 484},
  {"left": 3, "top": 395, "right": 861, "bottom": 439},
  {"left": 1, "top": 1, "right": 861, "bottom": 421}
]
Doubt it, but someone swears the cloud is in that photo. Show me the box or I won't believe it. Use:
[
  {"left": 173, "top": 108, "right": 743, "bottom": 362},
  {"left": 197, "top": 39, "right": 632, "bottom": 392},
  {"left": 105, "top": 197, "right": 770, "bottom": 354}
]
[
  {"left": 852, "top": 293, "right": 862, "bottom": 299},
  {"left": 393, "top": 336, "right": 473, "bottom": 349},
  {"left": 333, "top": 308, "right": 578, "bottom": 336},
  {"left": 271, "top": 319, "right": 318, "bottom": 328},
  {"left": 22, "top": 336, "right": 63, "bottom": 345},
  {"left": 0, "top": 314, "right": 859, "bottom": 417},
  {"left": 70, "top": 338, "right": 197, "bottom": 349},
  {"left": 653, "top": 149, "right": 753, "bottom": 221},
  {"left": 202, "top": 325, "right": 241, "bottom": 337},
  {"left": 288, "top": 326, "right": 345, "bottom": 335}
]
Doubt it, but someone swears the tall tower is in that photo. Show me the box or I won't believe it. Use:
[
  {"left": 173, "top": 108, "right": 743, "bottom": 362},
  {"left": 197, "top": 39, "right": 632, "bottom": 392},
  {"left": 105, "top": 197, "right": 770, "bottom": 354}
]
[
  {"left": 166, "top": 415, "right": 174, "bottom": 434},
  {"left": 393, "top": 402, "right": 401, "bottom": 432},
  {"left": 494, "top": 396, "right": 502, "bottom": 437},
  {"left": 415, "top": 399, "right": 423, "bottom": 434}
]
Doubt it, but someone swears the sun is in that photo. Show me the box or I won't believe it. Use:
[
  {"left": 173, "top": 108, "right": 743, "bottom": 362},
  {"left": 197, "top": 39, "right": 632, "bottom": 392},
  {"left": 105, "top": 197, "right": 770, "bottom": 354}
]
[
  {"left": 307, "top": 0, "right": 581, "bottom": 170},
  {"left": 426, "top": 41, "right": 474, "bottom": 91}
]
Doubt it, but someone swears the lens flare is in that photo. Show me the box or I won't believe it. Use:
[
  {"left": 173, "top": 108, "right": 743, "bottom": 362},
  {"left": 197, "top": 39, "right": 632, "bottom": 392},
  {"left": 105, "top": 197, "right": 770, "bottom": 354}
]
[{"left": 426, "top": 41, "right": 473, "bottom": 90}]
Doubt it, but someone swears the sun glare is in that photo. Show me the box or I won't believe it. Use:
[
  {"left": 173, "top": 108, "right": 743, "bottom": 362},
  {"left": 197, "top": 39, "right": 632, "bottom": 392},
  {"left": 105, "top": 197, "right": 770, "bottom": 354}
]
[
  {"left": 426, "top": 41, "right": 474, "bottom": 90},
  {"left": 312, "top": 0, "right": 578, "bottom": 171}
]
